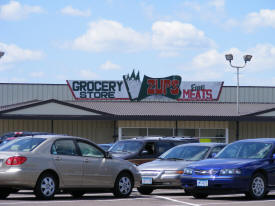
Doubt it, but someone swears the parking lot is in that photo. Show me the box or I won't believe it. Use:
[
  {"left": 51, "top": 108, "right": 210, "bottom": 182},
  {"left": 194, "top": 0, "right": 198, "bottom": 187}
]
[{"left": 1, "top": 189, "right": 275, "bottom": 206}]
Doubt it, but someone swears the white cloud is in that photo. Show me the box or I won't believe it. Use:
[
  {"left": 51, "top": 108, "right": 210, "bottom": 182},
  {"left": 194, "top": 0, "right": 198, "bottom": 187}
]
[
  {"left": 182, "top": 1, "right": 201, "bottom": 12},
  {"left": 191, "top": 49, "right": 224, "bottom": 69},
  {"left": 141, "top": 2, "right": 155, "bottom": 19},
  {"left": 79, "top": 70, "right": 99, "bottom": 79},
  {"left": 0, "top": 1, "right": 43, "bottom": 21},
  {"left": 0, "top": 42, "right": 43, "bottom": 64},
  {"left": 208, "top": 0, "right": 225, "bottom": 11},
  {"left": 72, "top": 20, "right": 150, "bottom": 52},
  {"left": 179, "top": 44, "right": 275, "bottom": 84},
  {"left": 152, "top": 21, "right": 215, "bottom": 54},
  {"left": 30, "top": 72, "right": 44, "bottom": 78},
  {"left": 244, "top": 9, "right": 275, "bottom": 31},
  {"left": 70, "top": 20, "right": 215, "bottom": 56},
  {"left": 61, "top": 5, "right": 91, "bottom": 17},
  {"left": 100, "top": 61, "right": 121, "bottom": 70}
]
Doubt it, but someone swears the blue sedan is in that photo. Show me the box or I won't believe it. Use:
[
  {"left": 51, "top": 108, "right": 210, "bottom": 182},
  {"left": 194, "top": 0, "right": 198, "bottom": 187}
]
[{"left": 181, "top": 138, "right": 275, "bottom": 199}]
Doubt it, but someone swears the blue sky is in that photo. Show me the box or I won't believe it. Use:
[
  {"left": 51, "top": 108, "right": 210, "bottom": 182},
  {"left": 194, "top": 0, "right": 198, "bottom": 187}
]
[{"left": 0, "top": 0, "right": 275, "bottom": 85}]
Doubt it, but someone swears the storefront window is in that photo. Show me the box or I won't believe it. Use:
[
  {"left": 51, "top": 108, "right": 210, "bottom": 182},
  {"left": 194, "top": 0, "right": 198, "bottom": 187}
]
[
  {"left": 200, "top": 129, "right": 225, "bottom": 137},
  {"left": 148, "top": 128, "right": 173, "bottom": 136},
  {"left": 120, "top": 127, "right": 227, "bottom": 143},
  {"left": 122, "top": 128, "right": 147, "bottom": 138},
  {"left": 177, "top": 129, "right": 199, "bottom": 137}
]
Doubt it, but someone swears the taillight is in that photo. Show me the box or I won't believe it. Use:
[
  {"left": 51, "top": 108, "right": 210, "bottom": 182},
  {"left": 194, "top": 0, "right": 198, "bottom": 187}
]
[{"left": 6, "top": 156, "right": 27, "bottom": 165}]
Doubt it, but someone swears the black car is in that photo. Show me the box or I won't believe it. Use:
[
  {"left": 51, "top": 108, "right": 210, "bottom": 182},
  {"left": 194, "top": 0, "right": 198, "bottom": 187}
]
[{"left": 109, "top": 136, "right": 199, "bottom": 165}]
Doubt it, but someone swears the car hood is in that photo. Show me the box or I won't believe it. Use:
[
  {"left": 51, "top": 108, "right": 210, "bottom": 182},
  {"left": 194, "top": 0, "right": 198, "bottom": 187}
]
[
  {"left": 188, "top": 158, "right": 261, "bottom": 169},
  {"left": 138, "top": 159, "right": 193, "bottom": 171}
]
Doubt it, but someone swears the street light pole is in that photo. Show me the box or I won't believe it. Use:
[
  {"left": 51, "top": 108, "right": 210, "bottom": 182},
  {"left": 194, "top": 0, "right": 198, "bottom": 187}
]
[
  {"left": 225, "top": 54, "right": 252, "bottom": 115},
  {"left": 0, "top": 51, "right": 4, "bottom": 59}
]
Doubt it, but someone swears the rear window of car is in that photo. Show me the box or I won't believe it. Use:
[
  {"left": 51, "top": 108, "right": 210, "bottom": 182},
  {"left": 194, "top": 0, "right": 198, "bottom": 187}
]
[{"left": 0, "top": 137, "right": 46, "bottom": 152}]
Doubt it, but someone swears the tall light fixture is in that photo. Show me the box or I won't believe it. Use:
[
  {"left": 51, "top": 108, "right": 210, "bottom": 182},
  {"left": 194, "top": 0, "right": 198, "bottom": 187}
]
[
  {"left": 225, "top": 54, "right": 252, "bottom": 115},
  {"left": 0, "top": 51, "right": 4, "bottom": 59}
]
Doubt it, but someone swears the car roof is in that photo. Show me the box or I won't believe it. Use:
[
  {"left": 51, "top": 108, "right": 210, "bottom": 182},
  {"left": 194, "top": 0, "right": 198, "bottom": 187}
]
[
  {"left": 237, "top": 138, "right": 275, "bottom": 143},
  {"left": 175, "top": 142, "right": 226, "bottom": 147},
  {"left": 120, "top": 136, "right": 198, "bottom": 142}
]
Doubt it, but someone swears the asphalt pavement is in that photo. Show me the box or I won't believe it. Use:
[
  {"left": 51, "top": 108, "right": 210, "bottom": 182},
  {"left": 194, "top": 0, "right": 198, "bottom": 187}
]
[{"left": 1, "top": 189, "right": 275, "bottom": 206}]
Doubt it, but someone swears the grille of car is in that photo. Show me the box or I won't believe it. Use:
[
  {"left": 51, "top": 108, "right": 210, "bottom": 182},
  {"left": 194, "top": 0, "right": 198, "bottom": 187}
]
[
  {"left": 194, "top": 169, "right": 218, "bottom": 175},
  {"left": 140, "top": 170, "right": 162, "bottom": 177}
]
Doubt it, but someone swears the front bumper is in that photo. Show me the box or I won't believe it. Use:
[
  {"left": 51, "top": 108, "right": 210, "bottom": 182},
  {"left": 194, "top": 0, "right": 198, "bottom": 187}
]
[
  {"left": 140, "top": 172, "right": 182, "bottom": 189},
  {"left": 181, "top": 175, "right": 249, "bottom": 194}
]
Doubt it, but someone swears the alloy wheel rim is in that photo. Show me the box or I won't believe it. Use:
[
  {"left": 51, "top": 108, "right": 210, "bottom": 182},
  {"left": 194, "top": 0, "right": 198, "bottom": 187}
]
[
  {"left": 41, "top": 177, "right": 55, "bottom": 197},
  {"left": 252, "top": 176, "right": 265, "bottom": 197},
  {"left": 118, "top": 177, "right": 131, "bottom": 194}
]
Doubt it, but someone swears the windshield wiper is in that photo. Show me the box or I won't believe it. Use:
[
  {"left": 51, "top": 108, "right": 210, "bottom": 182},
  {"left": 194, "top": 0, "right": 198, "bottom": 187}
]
[{"left": 164, "top": 157, "right": 184, "bottom": 160}]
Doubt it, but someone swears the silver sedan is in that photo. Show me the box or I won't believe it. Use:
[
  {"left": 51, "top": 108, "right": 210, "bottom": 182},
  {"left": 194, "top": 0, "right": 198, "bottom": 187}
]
[
  {"left": 138, "top": 143, "right": 225, "bottom": 195},
  {"left": 0, "top": 135, "right": 141, "bottom": 199}
]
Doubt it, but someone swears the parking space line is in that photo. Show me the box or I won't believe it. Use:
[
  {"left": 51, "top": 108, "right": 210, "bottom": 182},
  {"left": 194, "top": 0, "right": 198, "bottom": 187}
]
[
  {"left": 154, "top": 195, "right": 201, "bottom": 206},
  {"left": 0, "top": 200, "right": 77, "bottom": 205},
  {"left": 201, "top": 199, "right": 275, "bottom": 205}
]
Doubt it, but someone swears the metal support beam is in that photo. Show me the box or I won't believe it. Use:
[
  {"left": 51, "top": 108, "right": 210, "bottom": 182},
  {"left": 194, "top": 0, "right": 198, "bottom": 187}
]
[{"left": 236, "top": 121, "right": 239, "bottom": 141}]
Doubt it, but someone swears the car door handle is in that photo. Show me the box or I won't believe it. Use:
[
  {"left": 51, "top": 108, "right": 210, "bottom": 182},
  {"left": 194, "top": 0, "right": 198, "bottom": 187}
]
[
  {"left": 84, "top": 159, "right": 89, "bottom": 163},
  {"left": 54, "top": 156, "right": 62, "bottom": 161}
]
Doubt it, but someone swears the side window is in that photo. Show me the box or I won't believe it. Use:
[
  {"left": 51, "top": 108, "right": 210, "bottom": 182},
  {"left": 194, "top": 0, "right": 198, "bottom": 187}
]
[
  {"left": 157, "top": 142, "right": 174, "bottom": 155},
  {"left": 51, "top": 139, "right": 78, "bottom": 156},
  {"left": 141, "top": 142, "right": 156, "bottom": 156},
  {"left": 77, "top": 141, "right": 104, "bottom": 158},
  {"left": 209, "top": 146, "right": 224, "bottom": 158}
]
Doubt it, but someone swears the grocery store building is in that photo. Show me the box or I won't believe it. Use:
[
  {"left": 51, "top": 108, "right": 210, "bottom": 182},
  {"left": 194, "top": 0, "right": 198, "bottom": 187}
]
[{"left": 0, "top": 72, "right": 275, "bottom": 144}]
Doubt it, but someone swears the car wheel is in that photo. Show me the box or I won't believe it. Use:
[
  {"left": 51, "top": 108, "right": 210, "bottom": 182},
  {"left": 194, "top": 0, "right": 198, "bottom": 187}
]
[
  {"left": 184, "top": 189, "right": 192, "bottom": 195},
  {"left": 245, "top": 173, "right": 267, "bottom": 200},
  {"left": 34, "top": 173, "right": 57, "bottom": 200},
  {"left": 137, "top": 187, "right": 154, "bottom": 195},
  {"left": 0, "top": 189, "right": 11, "bottom": 199},
  {"left": 192, "top": 192, "right": 208, "bottom": 199},
  {"left": 70, "top": 191, "right": 86, "bottom": 198},
  {"left": 113, "top": 172, "right": 133, "bottom": 198}
]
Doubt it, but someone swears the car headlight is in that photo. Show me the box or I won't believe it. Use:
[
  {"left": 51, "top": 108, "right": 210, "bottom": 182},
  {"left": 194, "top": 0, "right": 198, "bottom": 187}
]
[
  {"left": 164, "top": 170, "right": 184, "bottom": 174},
  {"left": 220, "top": 168, "right": 241, "bottom": 175},
  {"left": 183, "top": 168, "right": 193, "bottom": 175}
]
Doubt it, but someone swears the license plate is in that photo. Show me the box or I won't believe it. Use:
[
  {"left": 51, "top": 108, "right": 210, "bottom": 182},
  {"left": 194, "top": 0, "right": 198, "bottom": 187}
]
[
  {"left": 142, "top": 177, "right": 152, "bottom": 184},
  {"left": 197, "top": 179, "right": 208, "bottom": 187}
]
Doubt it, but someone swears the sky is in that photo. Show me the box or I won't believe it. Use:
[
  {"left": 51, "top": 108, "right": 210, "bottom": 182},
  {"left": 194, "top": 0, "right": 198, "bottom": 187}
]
[{"left": 0, "top": 0, "right": 275, "bottom": 86}]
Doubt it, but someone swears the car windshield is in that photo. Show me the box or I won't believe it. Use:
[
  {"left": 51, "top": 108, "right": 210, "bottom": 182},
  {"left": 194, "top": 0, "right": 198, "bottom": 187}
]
[
  {"left": 159, "top": 145, "right": 210, "bottom": 161},
  {"left": 0, "top": 137, "right": 46, "bottom": 152},
  {"left": 109, "top": 141, "right": 143, "bottom": 153},
  {"left": 216, "top": 141, "right": 273, "bottom": 159}
]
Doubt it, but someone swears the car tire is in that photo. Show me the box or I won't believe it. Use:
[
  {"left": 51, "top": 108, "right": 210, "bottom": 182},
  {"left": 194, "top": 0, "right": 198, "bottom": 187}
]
[
  {"left": 113, "top": 172, "right": 133, "bottom": 198},
  {"left": 34, "top": 173, "right": 57, "bottom": 200},
  {"left": 137, "top": 187, "right": 154, "bottom": 195},
  {"left": 192, "top": 192, "right": 208, "bottom": 199},
  {"left": 0, "top": 189, "right": 11, "bottom": 199},
  {"left": 184, "top": 189, "right": 192, "bottom": 195},
  {"left": 70, "top": 191, "right": 86, "bottom": 198},
  {"left": 245, "top": 173, "right": 267, "bottom": 200}
]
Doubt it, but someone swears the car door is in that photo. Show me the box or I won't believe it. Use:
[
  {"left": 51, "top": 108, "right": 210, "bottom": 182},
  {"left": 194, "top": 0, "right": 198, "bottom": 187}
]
[
  {"left": 266, "top": 149, "right": 275, "bottom": 186},
  {"left": 76, "top": 140, "right": 115, "bottom": 188},
  {"left": 51, "top": 139, "right": 83, "bottom": 187},
  {"left": 132, "top": 142, "right": 157, "bottom": 165}
]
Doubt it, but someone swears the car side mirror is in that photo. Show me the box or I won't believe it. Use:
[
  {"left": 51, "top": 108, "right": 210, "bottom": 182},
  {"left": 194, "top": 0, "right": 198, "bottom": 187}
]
[
  {"left": 105, "top": 151, "right": 112, "bottom": 159},
  {"left": 272, "top": 154, "right": 275, "bottom": 160},
  {"left": 141, "top": 150, "right": 149, "bottom": 156}
]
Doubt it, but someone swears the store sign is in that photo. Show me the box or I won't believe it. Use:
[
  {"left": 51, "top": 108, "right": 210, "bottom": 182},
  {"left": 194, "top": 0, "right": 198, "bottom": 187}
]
[
  {"left": 66, "top": 80, "right": 128, "bottom": 100},
  {"left": 67, "top": 71, "right": 223, "bottom": 101}
]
